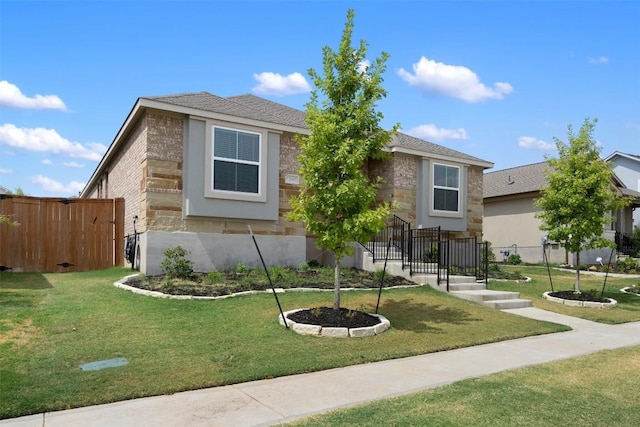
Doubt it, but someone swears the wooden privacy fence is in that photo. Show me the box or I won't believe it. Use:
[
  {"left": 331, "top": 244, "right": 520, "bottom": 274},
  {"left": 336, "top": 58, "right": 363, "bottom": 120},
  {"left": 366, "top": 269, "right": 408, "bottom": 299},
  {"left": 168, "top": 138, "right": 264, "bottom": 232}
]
[{"left": 0, "top": 196, "right": 124, "bottom": 272}]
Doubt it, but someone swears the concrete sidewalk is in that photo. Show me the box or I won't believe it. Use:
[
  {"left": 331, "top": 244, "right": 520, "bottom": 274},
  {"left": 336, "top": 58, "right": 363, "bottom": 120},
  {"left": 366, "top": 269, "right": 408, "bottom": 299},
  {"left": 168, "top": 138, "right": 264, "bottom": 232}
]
[{"left": 3, "top": 308, "right": 640, "bottom": 427}]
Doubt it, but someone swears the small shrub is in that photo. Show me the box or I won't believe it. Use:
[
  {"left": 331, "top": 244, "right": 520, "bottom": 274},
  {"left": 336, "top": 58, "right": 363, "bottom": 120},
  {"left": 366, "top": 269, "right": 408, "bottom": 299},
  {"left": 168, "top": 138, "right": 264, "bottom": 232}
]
[
  {"left": 507, "top": 253, "right": 522, "bottom": 265},
  {"left": 160, "top": 246, "right": 194, "bottom": 279},
  {"left": 375, "top": 269, "right": 387, "bottom": 280},
  {"left": 579, "top": 264, "right": 588, "bottom": 271},
  {"left": 308, "top": 260, "right": 320, "bottom": 268},
  {"left": 422, "top": 246, "right": 438, "bottom": 263},
  {"left": 482, "top": 241, "right": 496, "bottom": 264},
  {"left": 204, "top": 270, "right": 223, "bottom": 285},
  {"left": 235, "top": 262, "right": 248, "bottom": 274},
  {"left": 268, "top": 266, "right": 285, "bottom": 281},
  {"left": 298, "top": 262, "right": 310, "bottom": 271},
  {"left": 616, "top": 257, "right": 639, "bottom": 272}
]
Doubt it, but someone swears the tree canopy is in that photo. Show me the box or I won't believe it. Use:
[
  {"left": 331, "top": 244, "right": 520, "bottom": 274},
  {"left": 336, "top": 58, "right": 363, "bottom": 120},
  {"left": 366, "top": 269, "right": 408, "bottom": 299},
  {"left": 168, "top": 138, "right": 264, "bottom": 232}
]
[
  {"left": 535, "top": 118, "right": 628, "bottom": 291},
  {"left": 287, "top": 9, "right": 398, "bottom": 309}
]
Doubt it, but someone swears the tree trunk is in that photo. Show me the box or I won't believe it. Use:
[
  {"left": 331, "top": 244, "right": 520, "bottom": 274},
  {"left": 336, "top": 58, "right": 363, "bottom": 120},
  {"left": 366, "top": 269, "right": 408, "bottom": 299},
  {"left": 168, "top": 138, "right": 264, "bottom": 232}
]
[
  {"left": 333, "top": 260, "right": 341, "bottom": 310},
  {"left": 575, "top": 252, "right": 581, "bottom": 292}
]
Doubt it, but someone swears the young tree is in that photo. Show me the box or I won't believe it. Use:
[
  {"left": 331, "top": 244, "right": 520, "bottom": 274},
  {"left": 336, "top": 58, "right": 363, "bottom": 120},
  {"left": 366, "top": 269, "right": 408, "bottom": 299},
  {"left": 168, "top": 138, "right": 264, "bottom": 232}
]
[
  {"left": 535, "top": 118, "right": 628, "bottom": 291},
  {"left": 288, "top": 9, "right": 398, "bottom": 310}
]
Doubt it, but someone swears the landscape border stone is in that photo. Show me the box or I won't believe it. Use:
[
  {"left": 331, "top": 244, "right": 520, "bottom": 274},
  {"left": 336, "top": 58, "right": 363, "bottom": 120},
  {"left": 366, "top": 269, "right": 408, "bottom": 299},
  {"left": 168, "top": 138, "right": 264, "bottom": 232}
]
[
  {"left": 113, "top": 274, "right": 423, "bottom": 300},
  {"left": 620, "top": 287, "right": 640, "bottom": 296},
  {"left": 279, "top": 308, "right": 390, "bottom": 338},
  {"left": 543, "top": 291, "right": 617, "bottom": 308}
]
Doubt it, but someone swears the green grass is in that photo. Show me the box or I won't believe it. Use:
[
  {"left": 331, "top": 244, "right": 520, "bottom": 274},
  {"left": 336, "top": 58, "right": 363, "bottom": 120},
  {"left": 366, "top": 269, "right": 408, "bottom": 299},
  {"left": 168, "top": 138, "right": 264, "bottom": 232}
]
[
  {"left": 0, "top": 268, "right": 568, "bottom": 419},
  {"left": 489, "top": 265, "right": 640, "bottom": 324},
  {"left": 288, "top": 344, "right": 640, "bottom": 426}
]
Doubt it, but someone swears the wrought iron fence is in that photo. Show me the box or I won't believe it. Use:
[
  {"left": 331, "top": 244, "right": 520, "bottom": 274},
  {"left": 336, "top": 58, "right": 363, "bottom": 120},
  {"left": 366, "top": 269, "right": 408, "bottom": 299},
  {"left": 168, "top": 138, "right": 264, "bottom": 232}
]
[
  {"left": 406, "top": 226, "right": 442, "bottom": 276},
  {"left": 362, "top": 216, "right": 488, "bottom": 290},
  {"left": 615, "top": 232, "right": 639, "bottom": 257},
  {"left": 362, "top": 215, "right": 410, "bottom": 262}
]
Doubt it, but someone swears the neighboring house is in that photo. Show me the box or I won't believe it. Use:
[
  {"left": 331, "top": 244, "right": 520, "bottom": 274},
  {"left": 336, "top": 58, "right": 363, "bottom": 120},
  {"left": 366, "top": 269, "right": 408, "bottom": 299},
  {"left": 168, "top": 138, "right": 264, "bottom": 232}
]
[
  {"left": 0, "top": 186, "right": 9, "bottom": 195},
  {"left": 605, "top": 152, "right": 640, "bottom": 227},
  {"left": 81, "top": 92, "right": 493, "bottom": 274},
  {"left": 483, "top": 162, "right": 640, "bottom": 265}
]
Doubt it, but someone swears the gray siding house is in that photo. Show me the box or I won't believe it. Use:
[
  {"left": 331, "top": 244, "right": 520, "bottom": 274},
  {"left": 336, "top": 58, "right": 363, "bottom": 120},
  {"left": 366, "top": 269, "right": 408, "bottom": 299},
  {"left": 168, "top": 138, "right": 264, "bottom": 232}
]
[
  {"left": 605, "top": 152, "right": 640, "bottom": 227},
  {"left": 82, "top": 92, "right": 492, "bottom": 274},
  {"left": 484, "top": 161, "right": 640, "bottom": 264}
]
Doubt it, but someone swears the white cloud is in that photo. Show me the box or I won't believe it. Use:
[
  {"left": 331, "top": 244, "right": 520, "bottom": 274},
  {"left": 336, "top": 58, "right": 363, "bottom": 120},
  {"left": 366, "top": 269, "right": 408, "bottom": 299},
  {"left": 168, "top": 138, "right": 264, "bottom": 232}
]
[
  {"left": 64, "top": 161, "right": 84, "bottom": 168},
  {"left": 588, "top": 56, "right": 609, "bottom": 64},
  {"left": 41, "top": 159, "right": 53, "bottom": 165},
  {"left": 252, "top": 72, "right": 311, "bottom": 96},
  {"left": 0, "top": 167, "right": 12, "bottom": 174},
  {"left": 0, "top": 80, "right": 67, "bottom": 110},
  {"left": 0, "top": 124, "right": 106, "bottom": 161},
  {"left": 625, "top": 123, "right": 640, "bottom": 131},
  {"left": 30, "top": 175, "right": 85, "bottom": 195},
  {"left": 518, "top": 136, "right": 555, "bottom": 150},
  {"left": 406, "top": 124, "right": 468, "bottom": 142},
  {"left": 397, "top": 56, "right": 513, "bottom": 102}
]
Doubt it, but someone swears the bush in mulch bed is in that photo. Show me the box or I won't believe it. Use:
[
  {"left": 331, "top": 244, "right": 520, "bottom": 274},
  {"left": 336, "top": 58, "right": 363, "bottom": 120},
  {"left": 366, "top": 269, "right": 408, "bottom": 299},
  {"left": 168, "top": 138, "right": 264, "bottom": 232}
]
[{"left": 548, "top": 290, "right": 609, "bottom": 303}]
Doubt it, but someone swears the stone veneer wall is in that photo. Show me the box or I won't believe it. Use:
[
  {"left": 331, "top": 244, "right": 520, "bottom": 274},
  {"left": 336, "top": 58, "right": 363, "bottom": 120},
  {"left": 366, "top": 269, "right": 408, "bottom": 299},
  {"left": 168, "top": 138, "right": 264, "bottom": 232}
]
[
  {"left": 137, "top": 114, "right": 308, "bottom": 273},
  {"left": 370, "top": 154, "right": 484, "bottom": 240},
  {"left": 465, "top": 165, "right": 484, "bottom": 239},
  {"left": 138, "top": 113, "right": 306, "bottom": 237},
  {"left": 369, "top": 153, "right": 417, "bottom": 226},
  {"left": 85, "top": 114, "right": 148, "bottom": 237}
]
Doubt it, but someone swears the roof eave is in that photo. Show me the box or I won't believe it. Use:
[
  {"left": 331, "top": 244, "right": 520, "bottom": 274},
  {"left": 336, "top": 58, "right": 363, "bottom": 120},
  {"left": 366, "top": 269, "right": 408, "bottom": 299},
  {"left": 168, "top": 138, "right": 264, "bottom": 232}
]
[
  {"left": 81, "top": 98, "right": 145, "bottom": 197},
  {"left": 139, "top": 98, "right": 310, "bottom": 136},
  {"left": 387, "top": 145, "right": 494, "bottom": 169},
  {"left": 80, "top": 98, "right": 310, "bottom": 198}
]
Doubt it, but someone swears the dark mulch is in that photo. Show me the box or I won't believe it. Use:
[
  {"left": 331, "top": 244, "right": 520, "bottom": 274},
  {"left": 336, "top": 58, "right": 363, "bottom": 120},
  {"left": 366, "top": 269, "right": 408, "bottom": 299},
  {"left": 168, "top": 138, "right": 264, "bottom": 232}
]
[
  {"left": 287, "top": 307, "right": 380, "bottom": 328},
  {"left": 548, "top": 290, "right": 609, "bottom": 303},
  {"left": 125, "top": 268, "right": 417, "bottom": 298}
]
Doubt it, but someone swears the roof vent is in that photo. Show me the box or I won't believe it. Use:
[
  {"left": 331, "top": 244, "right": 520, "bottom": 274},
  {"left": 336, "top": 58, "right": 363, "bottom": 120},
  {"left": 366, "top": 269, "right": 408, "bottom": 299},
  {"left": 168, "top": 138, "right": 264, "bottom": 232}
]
[{"left": 507, "top": 175, "right": 515, "bottom": 185}]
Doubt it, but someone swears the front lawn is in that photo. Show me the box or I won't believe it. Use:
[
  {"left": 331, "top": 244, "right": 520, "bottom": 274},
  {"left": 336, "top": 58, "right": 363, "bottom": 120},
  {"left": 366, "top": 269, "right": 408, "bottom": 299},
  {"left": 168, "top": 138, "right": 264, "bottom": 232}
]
[
  {"left": 489, "top": 265, "right": 640, "bottom": 323},
  {"left": 289, "top": 344, "right": 640, "bottom": 426},
  {"left": 0, "top": 268, "right": 567, "bottom": 419}
]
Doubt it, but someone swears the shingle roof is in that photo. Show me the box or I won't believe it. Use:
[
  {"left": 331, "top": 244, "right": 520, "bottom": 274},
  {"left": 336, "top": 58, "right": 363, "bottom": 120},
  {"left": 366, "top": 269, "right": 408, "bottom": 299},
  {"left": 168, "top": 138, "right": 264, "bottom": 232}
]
[
  {"left": 145, "top": 92, "right": 308, "bottom": 129},
  {"left": 144, "top": 91, "right": 491, "bottom": 166},
  {"left": 390, "top": 132, "right": 491, "bottom": 165},
  {"left": 484, "top": 161, "right": 550, "bottom": 198}
]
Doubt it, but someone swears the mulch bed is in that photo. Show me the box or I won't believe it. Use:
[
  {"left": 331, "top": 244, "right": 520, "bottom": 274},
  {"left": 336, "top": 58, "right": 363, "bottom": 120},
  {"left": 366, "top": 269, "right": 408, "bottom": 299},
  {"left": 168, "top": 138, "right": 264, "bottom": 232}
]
[
  {"left": 287, "top": 307, "right": 380, "bottom": 328},
  {"left": 548, "top": 290, "right": 609, "bottom": 303}
]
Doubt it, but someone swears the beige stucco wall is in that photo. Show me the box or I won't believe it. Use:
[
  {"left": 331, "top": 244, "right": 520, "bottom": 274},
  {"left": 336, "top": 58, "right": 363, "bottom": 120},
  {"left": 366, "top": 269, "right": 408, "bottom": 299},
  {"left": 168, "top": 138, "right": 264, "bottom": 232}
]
[{"left": 484, "top": 195, "right": 566, "bottom": 263}]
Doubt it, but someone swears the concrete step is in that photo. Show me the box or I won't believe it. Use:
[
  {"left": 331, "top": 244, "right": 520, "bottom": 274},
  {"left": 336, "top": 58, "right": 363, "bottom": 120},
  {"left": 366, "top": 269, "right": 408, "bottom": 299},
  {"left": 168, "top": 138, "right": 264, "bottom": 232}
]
[
  {"left": 449, "top": 289, "right": 521, "bottom": 303},
  {"left": 447, "top": 282, "right": 487, "bottom": 291},
  {"left": 483, "top": 299, "right": 533, "bottom": 309}
]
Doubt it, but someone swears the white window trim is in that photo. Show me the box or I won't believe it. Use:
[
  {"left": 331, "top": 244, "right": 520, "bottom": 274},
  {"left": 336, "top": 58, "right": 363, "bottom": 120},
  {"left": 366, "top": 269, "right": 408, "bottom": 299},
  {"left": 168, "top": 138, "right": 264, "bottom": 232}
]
[
  {"left": 430, "top": 162, "right": 463, "bottom": 218},
  {"left": 204, "top": 123, "right": 267, "bottom": 202}
]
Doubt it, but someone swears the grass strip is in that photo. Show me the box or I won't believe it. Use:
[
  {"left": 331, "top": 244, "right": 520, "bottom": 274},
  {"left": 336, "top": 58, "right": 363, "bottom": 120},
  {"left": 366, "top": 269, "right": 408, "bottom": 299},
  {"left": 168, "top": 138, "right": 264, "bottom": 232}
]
[
  {"left": 489, "top": 265, "right": 640, "bottom": 323},
  {"left": 1, "top": 267, "right": 567, "bottom": 418},
  {"left": 289, "top": 344, "right": 640, "bottom": 426}
]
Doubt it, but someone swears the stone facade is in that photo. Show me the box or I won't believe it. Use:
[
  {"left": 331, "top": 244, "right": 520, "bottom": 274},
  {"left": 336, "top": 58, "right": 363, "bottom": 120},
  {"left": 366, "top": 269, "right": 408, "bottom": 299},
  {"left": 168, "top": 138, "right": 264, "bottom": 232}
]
[{"left": 85, "top": 107, "right": 487, "bottom": 272}]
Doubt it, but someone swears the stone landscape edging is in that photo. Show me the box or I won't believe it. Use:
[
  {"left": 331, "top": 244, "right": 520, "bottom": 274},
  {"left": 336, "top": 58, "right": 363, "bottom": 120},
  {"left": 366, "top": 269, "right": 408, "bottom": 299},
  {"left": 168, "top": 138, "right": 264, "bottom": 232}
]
[
  {"left": 114, "top": 274, "right": 423, "bottom": 301},
  {"left": 620, "top": 287, "right": 640, "bottom": 296},
  {"left": 542, "top": 291, "right": 618, "bottom": 308},
  {"left": 279, "top": 308, "right": 391, "bottom": 338}
]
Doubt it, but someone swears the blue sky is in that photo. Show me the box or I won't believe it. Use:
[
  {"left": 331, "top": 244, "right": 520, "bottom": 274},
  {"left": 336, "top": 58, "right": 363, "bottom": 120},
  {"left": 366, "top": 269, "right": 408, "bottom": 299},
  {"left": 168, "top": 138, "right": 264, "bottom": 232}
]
[{"left": 1, "top": 0, "right": 638, "bottom": 196}]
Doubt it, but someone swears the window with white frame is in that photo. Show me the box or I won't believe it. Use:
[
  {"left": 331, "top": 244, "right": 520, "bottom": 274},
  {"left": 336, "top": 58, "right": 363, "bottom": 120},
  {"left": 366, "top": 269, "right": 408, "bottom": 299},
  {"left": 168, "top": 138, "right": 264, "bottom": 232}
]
[
  {"left": 433, "top": 163, "right": 460, "bottom": 213},
  {"left": 212, "top": 127, "right": 261, "bottom": 194}
]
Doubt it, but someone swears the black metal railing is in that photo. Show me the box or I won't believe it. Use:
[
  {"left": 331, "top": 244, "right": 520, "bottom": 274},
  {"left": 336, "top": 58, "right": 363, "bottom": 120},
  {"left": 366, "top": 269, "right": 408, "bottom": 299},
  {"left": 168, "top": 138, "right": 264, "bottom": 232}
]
[
  {"left": 406, "top": 226, "right": 442, "bottom": 276},
  {"left": 362, "top": 215, "right": 410, "bottom": 262},
  {"left": 615, "top": 232, "right": 639, "bottom": 257},
  {"left": 362, "top": 216, "right": 488, "bottom": 291}
]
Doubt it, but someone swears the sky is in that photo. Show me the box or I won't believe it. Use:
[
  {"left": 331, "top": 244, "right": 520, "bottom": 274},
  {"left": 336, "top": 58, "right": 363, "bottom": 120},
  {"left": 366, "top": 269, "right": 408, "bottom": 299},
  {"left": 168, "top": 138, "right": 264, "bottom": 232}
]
[{"left": 0, "top": 0, "right": 638, "bottom": 196}]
